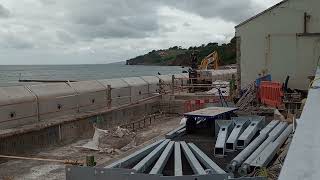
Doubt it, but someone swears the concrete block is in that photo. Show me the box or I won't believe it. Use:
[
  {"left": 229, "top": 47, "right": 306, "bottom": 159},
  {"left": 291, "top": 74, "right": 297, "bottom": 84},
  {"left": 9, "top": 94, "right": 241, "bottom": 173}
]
[
  {"left": 122, "top": 77, "right": 149, "bottom": 102},
  {"left": 28, "top": 83, "right": 78, "bottom": 121},
  {"left": 214, "top": 120, "right": 234, "bottom": 156},
  {"left": 69, "top": 80, "right": 108, "bottom": 112},
  {"left": 140, "top": 76, "right": 160, "bottom": 94},
  {"left": 0, "top": 86, "right": 38, "bottom": 129},
  {"left": 98, "top": 79, "right": 130, "bottom": 107}
]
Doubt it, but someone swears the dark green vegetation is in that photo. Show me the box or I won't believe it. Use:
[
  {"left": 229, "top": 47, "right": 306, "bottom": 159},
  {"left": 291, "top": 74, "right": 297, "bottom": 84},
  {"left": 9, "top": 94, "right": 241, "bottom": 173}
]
[{"left": 126, "top": 37, "right": 236, "bottom": 66}]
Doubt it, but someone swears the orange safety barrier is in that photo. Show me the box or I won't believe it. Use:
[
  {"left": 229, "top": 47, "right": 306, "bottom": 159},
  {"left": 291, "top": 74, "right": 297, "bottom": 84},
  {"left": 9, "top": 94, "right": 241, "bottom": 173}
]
[
  {"left": 183, "top": 97, "right": 223, "bottom": 113},
  {"left": 259, "top": 81, "right": 283, "bottom": 107},
  {"left": 184, "top": 101, "right": 192, "bottom": 113},
  {"left": 196, "top": 99, "right": 205, "bottom": 110}
]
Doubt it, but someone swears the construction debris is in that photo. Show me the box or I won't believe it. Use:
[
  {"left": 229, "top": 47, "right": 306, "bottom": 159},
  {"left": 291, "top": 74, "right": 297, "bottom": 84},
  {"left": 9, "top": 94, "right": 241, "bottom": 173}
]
[
  {"left": 113, "top": 126, "right": 133, "bottom": 138},
  {"left": 75, "top": 127, "right": 109, "bottom": 151},
  {"left": 236, "top": 82, "right": 256, "bottom": 110},
  {"left": 76, "top": 126, "right": 136, "bottom": 152}
]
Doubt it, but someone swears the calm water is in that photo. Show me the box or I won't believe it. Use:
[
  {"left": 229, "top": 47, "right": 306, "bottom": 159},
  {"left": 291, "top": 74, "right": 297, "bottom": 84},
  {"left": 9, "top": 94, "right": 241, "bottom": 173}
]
[{"left": 0, "top": 63, "right": 187, "bottom": 87}]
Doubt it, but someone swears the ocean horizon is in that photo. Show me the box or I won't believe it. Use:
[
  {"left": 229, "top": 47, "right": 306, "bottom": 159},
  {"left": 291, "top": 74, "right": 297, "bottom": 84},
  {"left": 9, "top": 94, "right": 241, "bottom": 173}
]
[{"left": 0, "top": 63, "right": 187, "bottom": 87}]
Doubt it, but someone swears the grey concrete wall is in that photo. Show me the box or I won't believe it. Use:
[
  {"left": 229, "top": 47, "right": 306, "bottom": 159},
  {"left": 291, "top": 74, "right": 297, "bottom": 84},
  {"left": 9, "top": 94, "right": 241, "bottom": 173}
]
[{"left": 0, "top": 97, "right": 161, "bottom": 155}]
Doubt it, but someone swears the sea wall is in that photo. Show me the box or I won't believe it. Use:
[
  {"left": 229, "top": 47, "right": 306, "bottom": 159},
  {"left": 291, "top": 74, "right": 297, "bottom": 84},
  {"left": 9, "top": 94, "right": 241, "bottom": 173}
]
[
  {"left": 0, "top": 70, "right": 236, "bottom": 130},
  {"left": 0, "top": 69, "right": 236, "bottom": 154}
]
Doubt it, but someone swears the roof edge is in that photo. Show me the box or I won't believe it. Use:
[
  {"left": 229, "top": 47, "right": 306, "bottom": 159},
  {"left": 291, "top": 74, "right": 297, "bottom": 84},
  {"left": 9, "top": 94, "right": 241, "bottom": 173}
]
[{"left": 235, "top": 0, "right": 289, "bottom": 28}]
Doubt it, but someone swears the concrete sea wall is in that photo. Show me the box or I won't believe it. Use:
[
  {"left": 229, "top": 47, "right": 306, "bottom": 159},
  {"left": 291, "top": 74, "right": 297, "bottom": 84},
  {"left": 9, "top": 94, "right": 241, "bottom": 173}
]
[
  {"left": 0, "top": 70, "right": 236, "bottom": 154},
  {"left": 0, "top": 70, "right": 236, "bottom": 130}
]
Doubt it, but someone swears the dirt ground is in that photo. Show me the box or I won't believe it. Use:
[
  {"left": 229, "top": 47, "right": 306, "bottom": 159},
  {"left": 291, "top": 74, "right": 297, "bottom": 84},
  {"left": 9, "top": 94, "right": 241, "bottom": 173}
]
[{"left": 0, "top": 115, "right": 182, "bottom": 180}]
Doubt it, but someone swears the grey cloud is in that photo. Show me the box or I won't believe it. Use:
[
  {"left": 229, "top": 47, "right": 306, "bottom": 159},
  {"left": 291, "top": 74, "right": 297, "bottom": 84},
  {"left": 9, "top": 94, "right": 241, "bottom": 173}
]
[
  {"left": 65, "top": 0, "right": 161, "bottom": 39},
  {"left": 70, "top": 15, "right": 159, "bottom": 39},
  {"left": 0, "top": 4, "right": 10, "bottom": 18},
  {"left": 183, "top": 22, "right": 191, "bottom": 27},
  {"left": 0, "top": 0, "right": 277, "bottom": 64},
  {"left": 56, "top": 30, "right": 76, "bottom": 43},
  {"left": 39, "top": 0, "right": 56, "bottom": 5},
  {"left": 1, "top": 34, "right": 34, "bottom": 49},
  {"left": 163, "top": 0, "right": 260, "bottom": 23},
  {"left": 62, "top": 0, "right": 263, "bottom": 41}
]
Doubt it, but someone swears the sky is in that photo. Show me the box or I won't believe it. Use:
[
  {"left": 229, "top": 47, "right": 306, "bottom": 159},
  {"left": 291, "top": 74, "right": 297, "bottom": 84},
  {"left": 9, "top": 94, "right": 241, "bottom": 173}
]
[{"left": 0, "top": 0, "right": 282, "bottom": 65}]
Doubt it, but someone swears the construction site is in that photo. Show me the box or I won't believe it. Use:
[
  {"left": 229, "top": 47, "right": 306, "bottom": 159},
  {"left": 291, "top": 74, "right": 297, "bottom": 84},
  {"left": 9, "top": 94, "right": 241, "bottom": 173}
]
[{"left": 0, "top": 0, "right": 320, "bottom": 180}]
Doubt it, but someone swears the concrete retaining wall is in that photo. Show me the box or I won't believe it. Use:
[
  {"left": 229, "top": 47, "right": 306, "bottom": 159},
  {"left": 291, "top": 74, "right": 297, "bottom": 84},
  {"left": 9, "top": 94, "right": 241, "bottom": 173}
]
[{"left": 0, "top": 97, "right": 161, "bottom": 155}]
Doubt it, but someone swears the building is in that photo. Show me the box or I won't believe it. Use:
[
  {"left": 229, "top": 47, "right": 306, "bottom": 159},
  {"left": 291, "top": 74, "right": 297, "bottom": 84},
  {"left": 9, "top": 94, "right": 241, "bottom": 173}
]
[{"left": 236, "top": 0, "right": 320, "bottom": 90}]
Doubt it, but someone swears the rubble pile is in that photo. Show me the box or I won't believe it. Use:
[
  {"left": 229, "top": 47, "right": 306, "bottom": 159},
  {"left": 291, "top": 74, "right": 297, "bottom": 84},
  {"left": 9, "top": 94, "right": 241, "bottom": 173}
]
[{"left": 77, "top": 126, "right": 136, "bottom": 154}]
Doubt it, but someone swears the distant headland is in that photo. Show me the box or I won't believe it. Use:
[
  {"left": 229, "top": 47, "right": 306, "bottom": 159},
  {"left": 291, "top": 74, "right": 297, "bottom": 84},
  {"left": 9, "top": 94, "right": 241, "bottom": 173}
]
[{"left": 126, "top": 37, "right": 236, "bottom": 66}]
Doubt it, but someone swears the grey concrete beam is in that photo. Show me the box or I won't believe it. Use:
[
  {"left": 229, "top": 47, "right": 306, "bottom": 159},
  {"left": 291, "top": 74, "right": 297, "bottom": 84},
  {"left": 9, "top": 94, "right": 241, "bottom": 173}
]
[
  {"left": 133, "top": 139, "right": 170, "bottom": 173},
  {"left": 150, "top": 141, "right": 174, "bottom": 175},
  {"left": 226, "top": 119, "right": 275, "bottom": 173},
  {"left": 105, "top": 139, "right": 164, "bottom": 168},
  {"left": 238, "top": 122, "right": 288, "bottom": 175},
  {"left": 237, "top": 116, "right": 265, "bottom": 149},
  {"left": 174, "top": 142, "right": 183, "bottom": 176},
  {"left": 188, "top": 143, "right": 226, "bottom": 174},
  {"left": 260, "top": 120, "right": 280, "bottom": 135},
  {"left": 180, "top": 141, "right": 206, "bottom": 175},
  {"left": 268, "top": 121, "right": 288, "bottom": 138},
  {"left": 214, "top": 120, "right": 234, "bottom": 157},
  {"left": 226, "top": 118, "right": 250, "bottom": 152},
  {"left": 251, "top": 124, "right": 293, "bottom": 168}
]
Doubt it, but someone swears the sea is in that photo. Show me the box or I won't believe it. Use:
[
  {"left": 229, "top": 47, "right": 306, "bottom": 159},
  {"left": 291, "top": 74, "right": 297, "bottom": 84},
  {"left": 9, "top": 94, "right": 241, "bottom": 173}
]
[{"left": 0, "top": 62, "right": 188, "bottom": 87}]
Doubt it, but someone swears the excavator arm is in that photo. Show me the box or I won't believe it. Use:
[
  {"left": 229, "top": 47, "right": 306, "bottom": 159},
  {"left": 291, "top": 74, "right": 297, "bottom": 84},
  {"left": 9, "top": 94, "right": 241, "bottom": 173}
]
[{"left": 198, "top": 51, "right": 219, "bottom": 70}]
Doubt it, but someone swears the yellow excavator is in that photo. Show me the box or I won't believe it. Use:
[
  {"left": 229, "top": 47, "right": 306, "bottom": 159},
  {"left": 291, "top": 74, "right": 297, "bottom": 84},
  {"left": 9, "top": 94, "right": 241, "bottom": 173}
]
[
  {"left": 198, "top": 51, "right": 219, "bottom": 70},
  {"left": 189, "top": 50, "right": 220, "bottom": 92}
]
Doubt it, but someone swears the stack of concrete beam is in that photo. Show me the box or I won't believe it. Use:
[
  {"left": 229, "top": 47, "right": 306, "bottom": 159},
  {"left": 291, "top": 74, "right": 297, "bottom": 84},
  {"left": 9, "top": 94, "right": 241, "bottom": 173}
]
[
  {"left": 226, "top": 120, "right": 291, "bottom": 174},
  {"left": 106, "top": 139, "right": 226, "bottom": 176},
  {"left": 238, "top": 121, "right": 288, "bottom": 175},
  {"left": 238, "top": 123, "right": 293, "bottom": 175}
]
